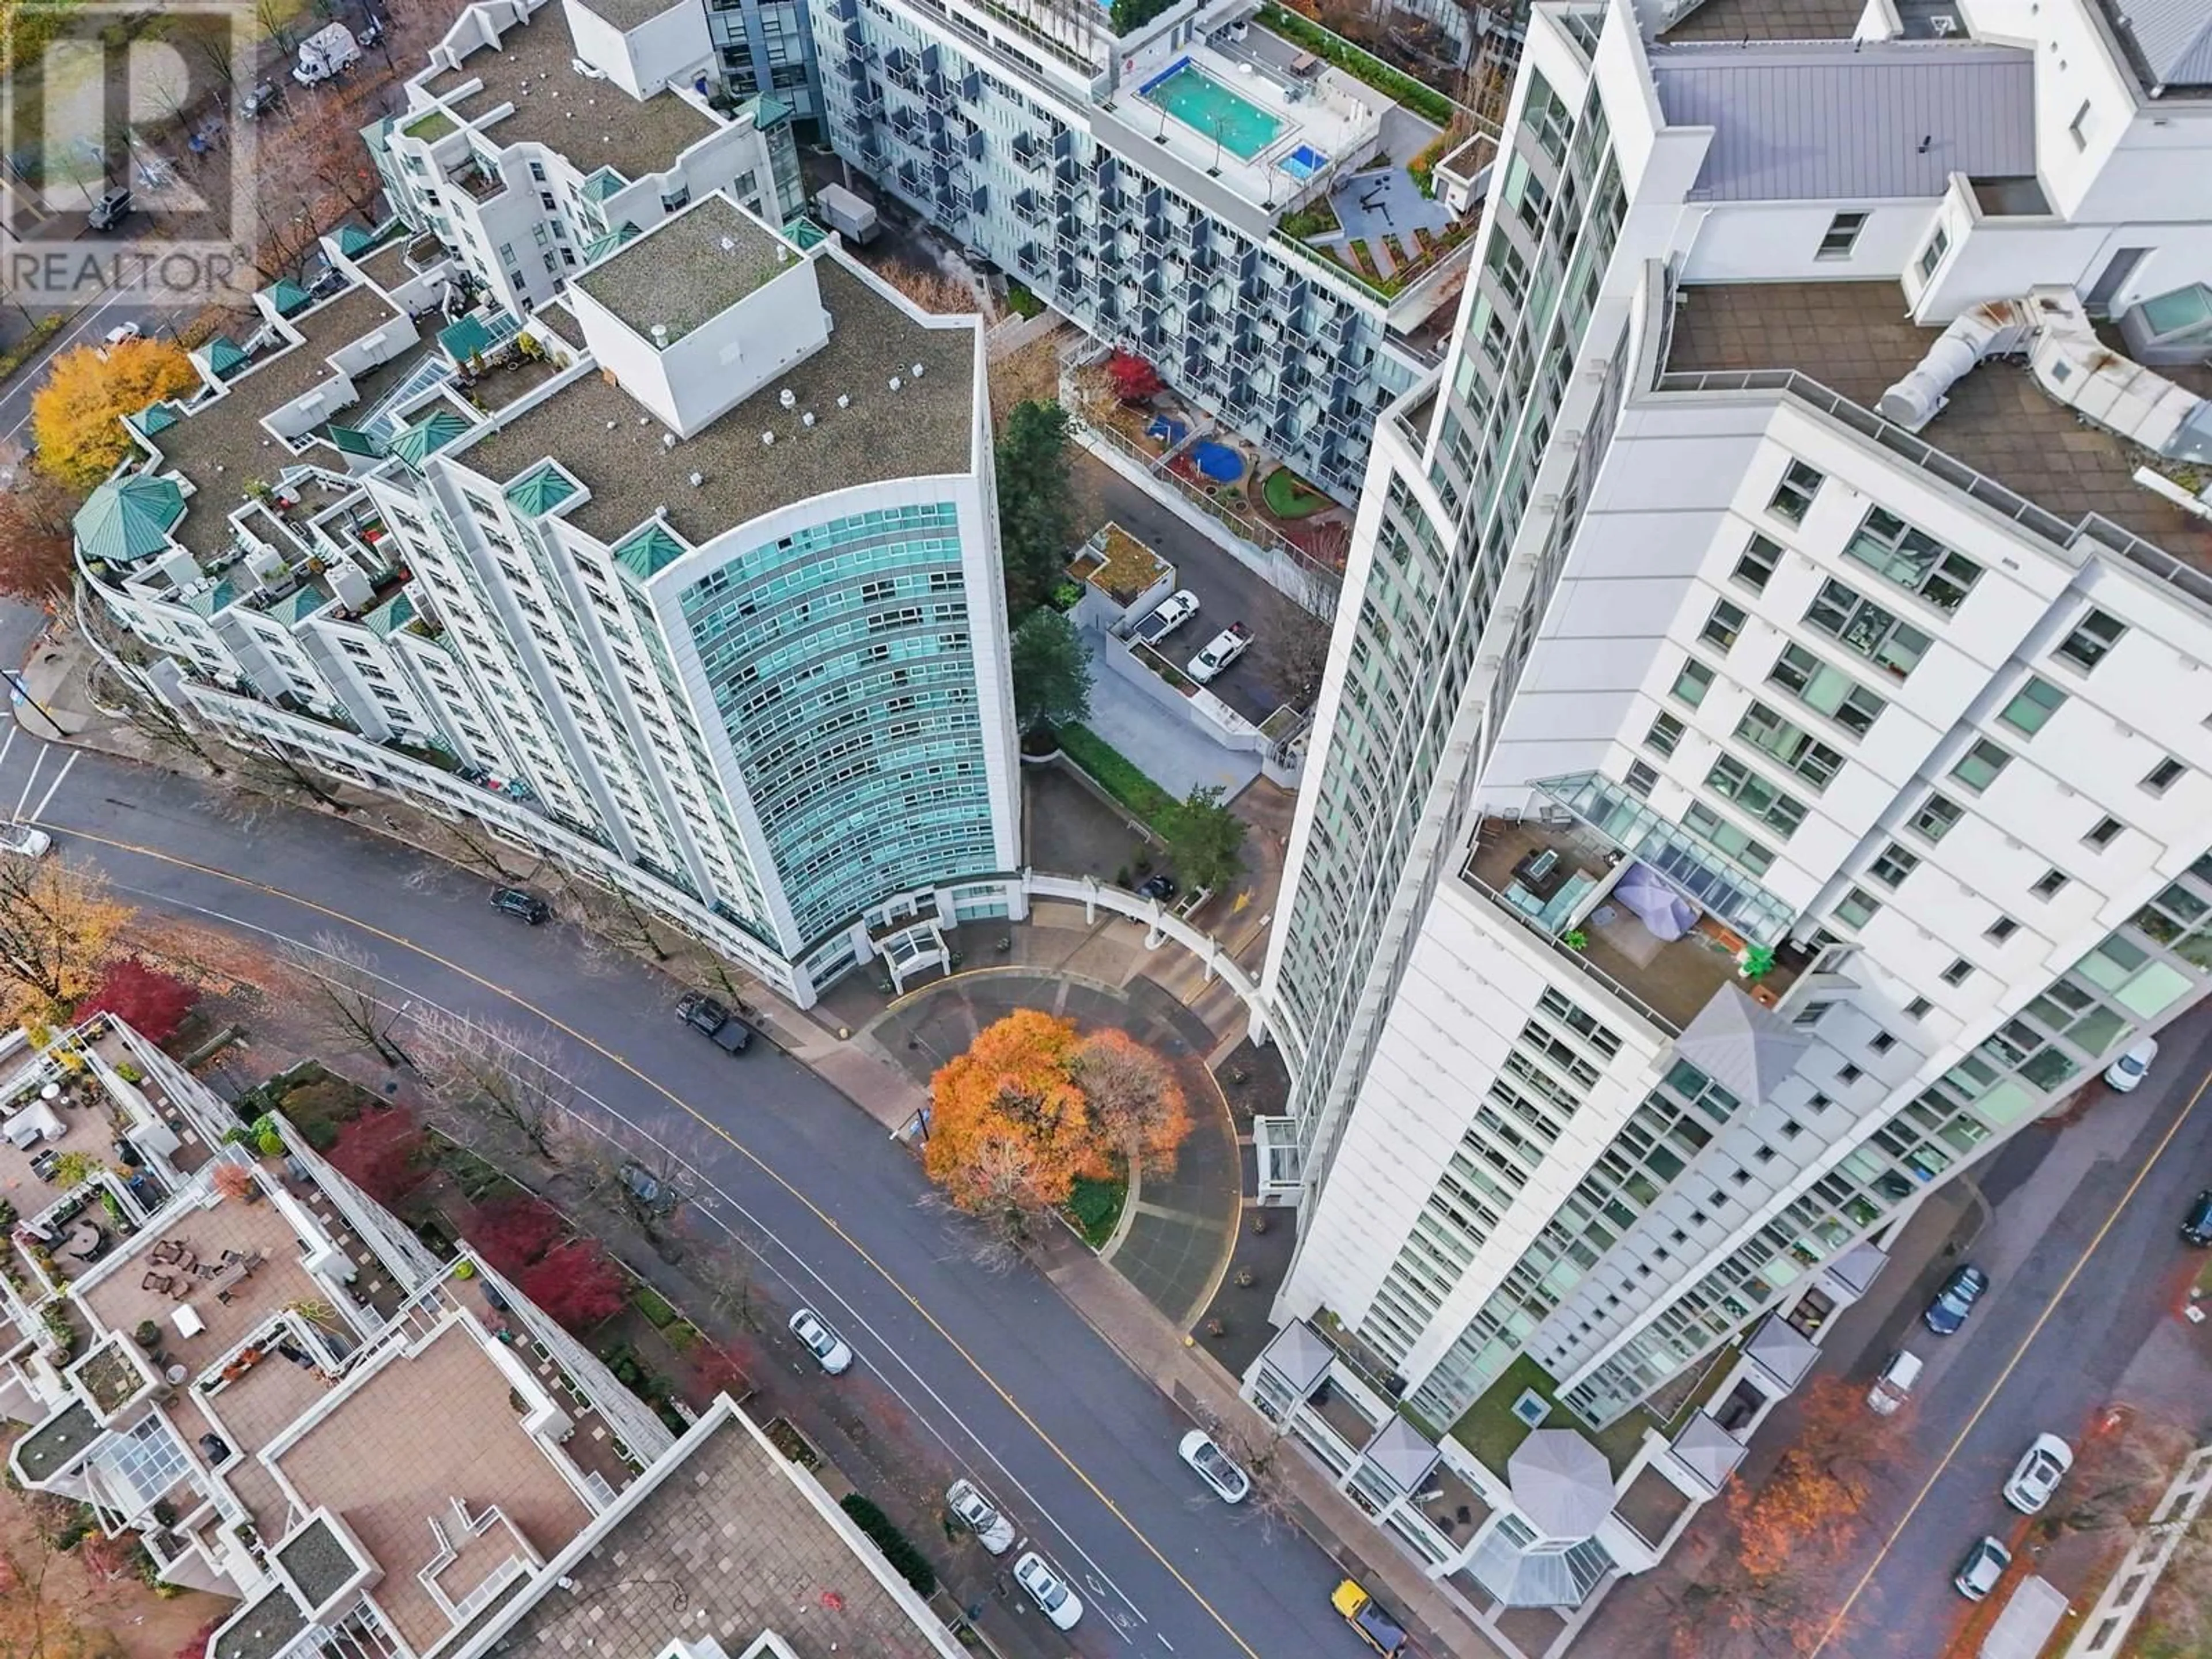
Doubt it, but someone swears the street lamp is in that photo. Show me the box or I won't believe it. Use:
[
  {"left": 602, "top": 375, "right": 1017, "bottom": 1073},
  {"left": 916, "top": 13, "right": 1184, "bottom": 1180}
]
[{"left": 2, "top": 667, "right": 66, "bottom": 738}]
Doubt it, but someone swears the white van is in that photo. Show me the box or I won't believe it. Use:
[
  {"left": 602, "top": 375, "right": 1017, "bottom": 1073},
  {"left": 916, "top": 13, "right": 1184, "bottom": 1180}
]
[{"left": 1866, "top": 1350, "right": 1922, "bottom": 1415}]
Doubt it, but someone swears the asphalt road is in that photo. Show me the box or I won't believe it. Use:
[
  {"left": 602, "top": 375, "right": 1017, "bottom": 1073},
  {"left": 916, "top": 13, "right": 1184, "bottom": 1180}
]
[
  {"left": 0, "top": 725, "right": 1377, "bottom": 1659},
  {"left": 1801, "top": 1007, "right": 2212, "bottom": 1658}
]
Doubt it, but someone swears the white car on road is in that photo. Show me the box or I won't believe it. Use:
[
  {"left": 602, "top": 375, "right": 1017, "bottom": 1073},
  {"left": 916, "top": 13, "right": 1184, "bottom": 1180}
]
[
  {"left": 2002, "top": 1433, "right": 2073, "bottom": 1513},
  {"left": 0, "top": 823, "right": 51, "bottom": 859},
  {"left": 1177, "top": 1430, "right": 1251, "bottom": 1503},
  {"left": 945, "top": 1478, "right": 1015, "bottom": 1554},
  {"left": 100, "top": 322, "right": 142, "bottom": 356},
  {"left": 2104, "top": 1037, "right": 2157, "bottom": 1092},
  {"left": 1013, "top": 1551, "right": 1082, "bottom": 1630},
  {"left": 786, "top": 1307, "right": 852, "bottom": 1374}
]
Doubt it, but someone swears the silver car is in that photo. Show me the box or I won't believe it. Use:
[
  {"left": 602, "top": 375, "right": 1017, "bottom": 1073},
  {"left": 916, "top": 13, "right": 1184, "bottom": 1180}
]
[
  {"left": 946, "top": 1478, "right": 1015, "bottom": 1553},
  {"left": 1953, "top": 1536, "right": 2011, "bottom": 1600},
  {"left": 1014, "top": 1551, "right": 1082, "bottom": 1630},
  {"left": 1177, "top": 1430, "right": 1251, "bottom": 1503},
  {"left": 2002, "top": 1434, "right": 2073, "bottom": 1513},
  {"left": 786, "top": 1307, "right": 852, "bottom": 1374}
]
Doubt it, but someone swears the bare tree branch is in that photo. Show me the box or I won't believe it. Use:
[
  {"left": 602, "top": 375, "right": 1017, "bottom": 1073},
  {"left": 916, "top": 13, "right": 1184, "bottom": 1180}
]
[{"left": 280, "top": 930, "right": 412, "bottom": 1066}]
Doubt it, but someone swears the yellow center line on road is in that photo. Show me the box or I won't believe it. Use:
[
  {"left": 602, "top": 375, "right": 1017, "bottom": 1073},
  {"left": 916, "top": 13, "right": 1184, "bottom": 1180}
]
[
  {"left": 1808, "top": 1060, "right": 2212, "bottom": 1658},
  {"left": 70, "top": 825, "right": 1263, "bottom": 1659}
]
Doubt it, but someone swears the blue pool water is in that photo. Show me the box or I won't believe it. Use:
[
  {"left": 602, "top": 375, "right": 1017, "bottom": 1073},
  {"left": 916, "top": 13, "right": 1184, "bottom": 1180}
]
[
  {"left": 1138, "top": 58, "right": 1285, "bottom": 161},
  {"left": 1278, "top": 144, "right": 1328, "bottom": 180}
]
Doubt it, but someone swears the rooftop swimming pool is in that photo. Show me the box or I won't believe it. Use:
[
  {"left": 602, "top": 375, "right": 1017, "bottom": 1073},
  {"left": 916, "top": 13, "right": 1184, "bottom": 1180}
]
[
  {"left": 1138, "top": 59, "right": 1283, "bottom": 161},
  {"left": 1278, "top": 143, "right": 1328, "bottom": 180}
]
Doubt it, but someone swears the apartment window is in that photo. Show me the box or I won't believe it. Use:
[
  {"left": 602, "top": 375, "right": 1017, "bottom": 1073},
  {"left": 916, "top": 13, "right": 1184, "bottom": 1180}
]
[
  {"left": 1804, "top": 579, "right": 1931, "bottom": 679},
  {"left": 1768, "top": 460, "right": 1824, "bottom": 526},
  {"left": 1997, "top": 676, "right": 2066, "bottom": 737},
  {"left": 1870, "top": 1031, "right": 1897, "bottom": 1054},
  {"left": 2030, "top": 867, "right": 2069, "bottom": 899},
  {"left": 1702, "top": 599, "right": 1748, "bottom": 654},
  {"left": 1736, "top": 702, "right": 1845, "bottom": 789},
  {"left": 1683, "top": 802, "right": 1775, "bottom": 874},
  {"left": 1905, "top": 997, "right": 1932, "bottom": 1019},
  {"left": 1817, "top": 211, "right": 1869, "bottom": 260},
  {"left": 1624, "top": 760, "right": 1660, "bottom": 799},
  {"left": 2056, "top": 609, "right": 2126, "bottom": 672},
  {"left": 1917, "top": 224, "right": 1951, "bottom": 281},
  {"left": 1780, "top": 1120, "right": 1804, "bottom": 1142},
  {"left": 540, "top": 190, "right": 559, "bottom": 211},
  {"left": 2145, "top": 757, "right": 2186, "bottom": 794},
  {"left": 1645, "top": 712, "right": 1686, "bottom": 757},
  {"left": 1986, "top": 915, "right": 2019, "bottom": 942},
  {"left": 1950, "top": 738, "right": 2012, "bottom": 793},
  {"left": 1869, "top": 842, "right": 1919, "bottom": 888},
  {"left": 1940, "top": 957, "right": 1975, "bottom": 986},
  {"left": 1734, "top": 535, "right": 1783, "bottom": 594},
  {"left": 1753, "top": 1146, "right": 1777, "bottom": 1164},
  {"left": 529, "top": 161, "right": 547, "bottom": 181},
  {"left": 1705, "top": 756, "right": 1806, "bottom": 836},
  {"left": 1770, "top": 644, "right": 1886, "bottom": 736},
  {"left": 1838, "top": 1063, "right": 1863, "bottom": 1085},
  {"left": 1835, "top": 887, "right": 1881, "bottom": 930},
  {"left": 2085, "top": 815, "right": 2124, "bottom": 849},
  {"left": 1844, "top": 509, "right": 1982, "bottom": 612},
  {"left": 1909, "top": 792, "right": 1964, "bottom": 843},
  {"left": 1672, "top": 658, "right": 1716, "bottom": 709}
]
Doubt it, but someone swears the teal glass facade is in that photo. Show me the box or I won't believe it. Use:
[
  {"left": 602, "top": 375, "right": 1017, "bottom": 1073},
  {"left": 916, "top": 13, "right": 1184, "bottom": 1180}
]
[{"left": 679, "top": 502, "right": 997, "bottom": 945}]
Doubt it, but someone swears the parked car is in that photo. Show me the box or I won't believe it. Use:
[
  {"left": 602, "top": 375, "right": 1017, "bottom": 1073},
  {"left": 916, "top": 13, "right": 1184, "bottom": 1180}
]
[
  {"left": 1137, "top": 873, "right": 1176, "bottom": 902},
  {"left": 1331, "top": 1580, "right": 1409, "bottom": 1656},
  {"left": 86, "top": 187, "right": 132, "bottom": 232},
  {"left": 1131, "top": 589, "right": 1199, "bottom": 646},
  {"left": 945, "top": 1478, "right": 1016, "bottom": 1554},
  {"left": 1923, "top": 1263, "right": 1990, "bottom": 1335},
  {"left": 1013, "top": 1552, "right": 1082, "bottom": 1630},
  {"left": 1953, "top": 1535, "right": 2012, "bottom": 1601},
  {"left": 488, "top": 885, "right": 551, "bottom": 924},
  {"left": 0, "top": 823, "right": 52, "bottom": 859},
  {"left": 101, "top": 321, "right": 141, "bottom": 350},
  {"left": 2183, "top": 1188, "right": 2212, "bottom": 1247},
  {"left": 2104, "top": 1037, "right": 2158, "bottom": 1092},
  {"left": 237, "top": 79, "right": 283, "bottom": 118},
  {"left": 617, "top": 1160, "right": 679, "bottom": 1217},
  {"left": 1187, "top": 622, "right": 1252, "bottom": 684},
  {"left": 1177, "top": 1430, "right": 1251, "bottom": 1503},
  {"left": 1865, "top": 1349, "right": 1922, "bottom": 1416},
  {"left": 676, "top": 988, "right": 752, "bottom": 1054},
  {"left": 787, "top": 1307, "right": 852, "bottom": 1374},
  {"left": 2003, "top": 1434, "right": 2073, "bottom": 1513}
]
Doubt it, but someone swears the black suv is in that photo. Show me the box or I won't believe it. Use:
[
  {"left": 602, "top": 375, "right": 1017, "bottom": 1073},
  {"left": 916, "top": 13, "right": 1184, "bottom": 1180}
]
[
  {"left": 1923, "top": 1263, "right": 1990, "bottom": 1335},
  {"left": 489, "top": 886, "right": 551, "bottom": 925}
]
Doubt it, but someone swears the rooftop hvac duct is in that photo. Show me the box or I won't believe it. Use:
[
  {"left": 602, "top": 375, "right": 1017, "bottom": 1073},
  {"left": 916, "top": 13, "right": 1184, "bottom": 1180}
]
[{"left": 1874, "top": 300, "right": 2032, "bottom": 430}]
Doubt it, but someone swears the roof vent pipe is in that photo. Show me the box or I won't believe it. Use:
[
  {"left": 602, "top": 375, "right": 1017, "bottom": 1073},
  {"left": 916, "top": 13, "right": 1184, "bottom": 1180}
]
[{"left": 1875, "top": 299, "right": 2032, "bottom": 430}]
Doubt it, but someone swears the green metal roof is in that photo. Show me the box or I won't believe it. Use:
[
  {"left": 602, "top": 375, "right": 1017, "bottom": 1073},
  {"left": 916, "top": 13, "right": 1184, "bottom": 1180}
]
[
  {"left": 614, "top": 522, "right": 688, "bottom": 581},
  {"left": 72, "top": 475, "right": 185, "bottom": 563},
  {"left": 581, "top": 168, "right": 628, "bottom": 203},
  {"left": 581, "top": 224, "right": 640, "bottom": 264},
  {"left": 266, "top": 584, "right": 331, "bottom": 626},
  {"left": 782, "top": 215, "right": 828, "bottom": 251},
  {"left": 267, "top": 278, "right": 313, "bottom": 317},
  {"left": 437, "top": 313, "right": 493, "bottom": 363},
  {"left": 336, "top": 224, "right": 377, "bottom": 255},
  {"left": 328, "top": 423, "right": 381, "bottom": 458},
  {"left": 505, "top": 465, "right": 576, "bottom": 516},
  {"left": 362, "top": 591, "right": 416, "bottom": 637},
  {"left": 204, "top": 336, "right": 249, "bottom": 378},
  {"left": 389, "top": 407, "right": 472, "bottom": 468},
  {"left": 750, "top": 94, "right": 793, "bottom": 128},
  {"left": 182, "top": 578, "right": 238, "bottom": 619},
  {"left": 133, "top": 401, "right": 181, "bottom": 436}
]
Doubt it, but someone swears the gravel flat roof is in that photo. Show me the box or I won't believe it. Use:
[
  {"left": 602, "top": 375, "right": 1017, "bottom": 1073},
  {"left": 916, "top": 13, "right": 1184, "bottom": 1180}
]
[
  {"left": 457, "top": 259, "right": 977, "bottom": 547},
  {"left": 577, "top": 195, "right": 796, "bottom": 342}
]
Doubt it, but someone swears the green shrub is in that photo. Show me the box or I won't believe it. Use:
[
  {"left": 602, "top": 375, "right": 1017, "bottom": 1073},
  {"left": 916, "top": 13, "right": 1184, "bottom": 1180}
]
[
  {"left": 300, "top": 1119, "right": 340, "bottom": 1152},
  {"left": 839, "top": 1495, "right": 938, "bottom": 1596},
  {"left": 666, "top": 1321, "right": 703, "bottom": 1353},
  {"left": 1256, "top": 6, "right": 1456, "bottom": 125},
  {"left": 1058, "top": 723, "right": 1177, "bottom": 834},
  {"left": 1066, "top": 1175, "right": 1126, "bottom": 1247},
  {"left": 631, "top": 1287, "right": 677, "bottom": 1328}
]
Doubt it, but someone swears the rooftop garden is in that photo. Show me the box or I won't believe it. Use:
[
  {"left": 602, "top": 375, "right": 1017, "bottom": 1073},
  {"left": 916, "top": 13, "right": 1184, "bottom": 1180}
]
[
  {"left": 1257, "top": 3, "right": 1456, "bottom": 126},
  {"left": 403, "top": 109, "right": 457, "bottom": 143}
]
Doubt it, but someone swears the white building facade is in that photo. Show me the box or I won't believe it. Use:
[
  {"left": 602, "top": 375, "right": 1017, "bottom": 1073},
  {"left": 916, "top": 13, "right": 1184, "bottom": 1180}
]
[{"left": 1262, "top": 0, "right": 2212, "bottom": 1460}]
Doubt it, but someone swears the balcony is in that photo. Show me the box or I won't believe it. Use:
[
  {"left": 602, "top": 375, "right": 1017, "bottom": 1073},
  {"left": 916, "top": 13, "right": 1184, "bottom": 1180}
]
[{"left": 1461, "top": 812, "right": 1808, "bottom": 1036}]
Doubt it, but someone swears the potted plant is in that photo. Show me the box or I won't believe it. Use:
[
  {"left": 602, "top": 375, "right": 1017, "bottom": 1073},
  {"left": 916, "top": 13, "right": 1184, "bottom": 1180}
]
[{"left": 134, "top": 1320, "right": 162, "bottom": 1350}]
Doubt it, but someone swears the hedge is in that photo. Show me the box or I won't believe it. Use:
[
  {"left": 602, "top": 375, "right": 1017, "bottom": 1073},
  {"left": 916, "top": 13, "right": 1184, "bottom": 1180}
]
[
  {"left": 839, "top": 1494, "right": 938, "bottom": 1596},
  {"left": 1256, "top": 5, "right": 1457, "bottom": 127},
  {"left": 1057, "top": 722, "right": 1178, "bottom": 835}
]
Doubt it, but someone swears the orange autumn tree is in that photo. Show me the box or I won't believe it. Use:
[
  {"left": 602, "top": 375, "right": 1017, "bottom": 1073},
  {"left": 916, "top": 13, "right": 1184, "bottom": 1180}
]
[
  {"left": 30, "top": 338, "right": 199, "bottom": 491},
  {"left": 925, "top": 1009, "right": 1100, "bottom": 1229}
]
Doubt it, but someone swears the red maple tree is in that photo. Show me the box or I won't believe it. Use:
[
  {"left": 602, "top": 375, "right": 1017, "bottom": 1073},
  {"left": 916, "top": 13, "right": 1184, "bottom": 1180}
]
[
  {"left": 464, "top": 1194, "right": 567, "bottom": 1278},
  {"left": 78, "top": 959, "right": 198, "bottom": 1045},
  {"left": 518, "top": 1240, "right": 628, "bottom": 1333},
  {"left": 328, "top": 1108, "right": 427, "bottom": 1206},
  {"left": 1106, "top": 350, "right": 1164, "bottom": 403},
  {"left": 687, "top": 1339, "right": 753, "bottom": 1403}
]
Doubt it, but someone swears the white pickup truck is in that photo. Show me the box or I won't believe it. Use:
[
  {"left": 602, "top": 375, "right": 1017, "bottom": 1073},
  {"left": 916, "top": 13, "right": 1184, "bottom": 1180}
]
[
  {"left": 1187, "top": 622, "right": 1252, "bottom": 684},
  {"left": 1131, "top": 589, "right": 1199, "bottom": 645}
]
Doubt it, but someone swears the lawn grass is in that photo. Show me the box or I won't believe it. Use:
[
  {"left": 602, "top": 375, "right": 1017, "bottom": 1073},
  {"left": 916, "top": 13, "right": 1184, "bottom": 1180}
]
[
  {"left": 1006, "top": 280, "right": 1046, "bottom": 319},
  {"left": 1262, "top": 467, "right": 1330, "bottom": 520},
  {"left": 1451, "top": 1353, "right": 1565, "bottom": 1472},
  {"left": 1058, "top": 722, "right": 1179, "bottom": 834},
  {"left": 1066, "top": 1174, "right": 1127, "bottom": 1248}
]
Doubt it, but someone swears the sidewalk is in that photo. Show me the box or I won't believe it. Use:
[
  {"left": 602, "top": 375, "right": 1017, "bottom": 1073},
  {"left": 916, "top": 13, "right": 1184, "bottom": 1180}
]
[{"left": 1028, "top": 1224, "right": 1506, "bottom": 1659}]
